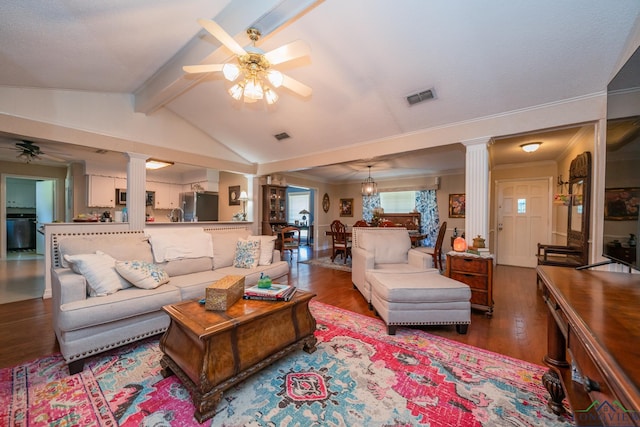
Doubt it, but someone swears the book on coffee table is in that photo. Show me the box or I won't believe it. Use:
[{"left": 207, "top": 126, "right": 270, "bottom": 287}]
[{"left": 244, "top": 284, "right": 296, "bottom": 301}]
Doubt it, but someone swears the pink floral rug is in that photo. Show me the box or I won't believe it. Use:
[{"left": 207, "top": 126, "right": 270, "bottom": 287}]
[{"left": 0, "top": 301, "right": 573, "bottom": 426}]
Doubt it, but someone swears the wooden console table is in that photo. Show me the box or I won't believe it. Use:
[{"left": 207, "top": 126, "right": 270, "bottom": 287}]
[
  {"left": 160, "top": 290, "right": 317, "bottom": 423},
  {"left": 537, "top": 265, "right": 640, "bottom": 426}
]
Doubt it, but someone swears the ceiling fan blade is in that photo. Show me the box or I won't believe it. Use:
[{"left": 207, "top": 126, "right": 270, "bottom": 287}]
[
  {"left": 281, "top": 74, "right": 312, "bottom": 97},
  {"left": 264, "top": 40, "right": 310, "bottom": 65},
  {"left": 182, "top": 63, "right": 225, "bottom": 74},
  {"left": 197, "top": 18, "right": 247, "bottom": 56},
  {"left": 41, "top": 153, "right": 68, "bottom": 163}
]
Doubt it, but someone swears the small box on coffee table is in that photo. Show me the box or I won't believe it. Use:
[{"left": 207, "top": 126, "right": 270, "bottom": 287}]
[{"left": 205, "top": 275, "right": 245, "bottom": 311}]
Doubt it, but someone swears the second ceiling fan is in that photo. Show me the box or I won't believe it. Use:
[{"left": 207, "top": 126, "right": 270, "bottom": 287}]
[{"left": 183, "top": 19, "right": 312, "bottom": 104}]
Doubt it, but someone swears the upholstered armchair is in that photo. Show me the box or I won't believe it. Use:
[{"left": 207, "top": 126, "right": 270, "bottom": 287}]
[{"left": 351, "top": 227, "right": 436, "bottom": 308}]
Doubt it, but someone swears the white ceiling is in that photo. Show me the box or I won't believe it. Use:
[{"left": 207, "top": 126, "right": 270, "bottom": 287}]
[{"left": 1, "top": 1, "right": 639, "bottom": 183}]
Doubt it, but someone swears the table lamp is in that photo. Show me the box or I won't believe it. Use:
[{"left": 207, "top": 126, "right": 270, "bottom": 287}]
[{"left": 238, "top": 191, "right": 249, "bottom": 221}]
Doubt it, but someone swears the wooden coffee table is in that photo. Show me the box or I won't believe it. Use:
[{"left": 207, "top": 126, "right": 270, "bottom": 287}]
[{"left": 159, "top": 290, "right": 317, "bottom": 423}]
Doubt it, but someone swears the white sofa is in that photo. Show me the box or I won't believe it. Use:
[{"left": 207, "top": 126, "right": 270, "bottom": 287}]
[
  {"left": 351, "top": 227, "right": 436, "bottom": 308},
  {"left": 50, "top": 227, "right": 289, "bottom": 374}
]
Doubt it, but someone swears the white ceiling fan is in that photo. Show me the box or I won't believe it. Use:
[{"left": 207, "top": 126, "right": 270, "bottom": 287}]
[{"left": 183, "top": 19, "right": 312, "bottom": 104}]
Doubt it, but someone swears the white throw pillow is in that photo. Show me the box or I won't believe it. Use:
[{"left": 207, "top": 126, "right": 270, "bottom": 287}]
[
  {"left": 63, "top": 251, "right": 131, "bottom": 297},
  {"left": 233, "top": 238, "right": 261, "bottom": 269},
  {"left": 249, "top": 235, "right": 277, "bottom": 265},
  {"left": 115, "top": 260, "right": 170, "bottom": 289}
]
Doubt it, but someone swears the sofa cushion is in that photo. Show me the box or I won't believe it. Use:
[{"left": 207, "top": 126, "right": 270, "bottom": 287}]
[
  {"left": 207, "top": 228, "right": 251, "bottom": 269},
  {"left": 165, "top": 270, "right": 227, "bottom": 301},
  {"left": 216, "top": 262, "right": 290, "bottom": 287},
  {"left": 249, "top": 235, "right": 277, "bottom": 265},
  {"left": 63, "top": 252, "right": 131, "bottom": 296},
  {"left": 156, "top": 257, "right": 213, "bottom": 276},
  {"left": 58, "top": 233, "right": 153, "bottom": 268},
  {"left": 115, "top": 260, "right": 170, "bottom": 289},
  {"left": 57, "top": 285, "right": 180, "bottom": 331},
  {"left": 360, "top": 230, "right": 411, "bottom": 264},
  {"left": 233, "top": 239, "right": 261, "bottom": 268}
]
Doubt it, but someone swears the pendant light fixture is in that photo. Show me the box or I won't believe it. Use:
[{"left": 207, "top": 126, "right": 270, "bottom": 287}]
[{"left": 361, "top": 166, "right": 378, "bottom": 196}]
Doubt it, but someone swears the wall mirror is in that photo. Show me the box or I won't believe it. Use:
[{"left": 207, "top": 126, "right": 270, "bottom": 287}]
[{"left": 566, "top": 152, "right": 591, "bottom": 253}]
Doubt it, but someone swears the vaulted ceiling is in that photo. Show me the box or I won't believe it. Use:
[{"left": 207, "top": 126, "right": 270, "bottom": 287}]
[{"left": 1, "top": 1, "right": 639, "bottom": 182}]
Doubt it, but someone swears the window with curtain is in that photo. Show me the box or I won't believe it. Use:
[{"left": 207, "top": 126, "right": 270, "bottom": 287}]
[
  {"left": 287, "top": 191, "right": 310, "bottom": 224},
  {"left": 363, "top": 190, "right": 440, "bottom": 246},
  {"left": 379, "top": 191, "right": 417, "bottom": 212}
]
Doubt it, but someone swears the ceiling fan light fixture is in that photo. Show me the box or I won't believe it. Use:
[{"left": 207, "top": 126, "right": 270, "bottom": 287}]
[
  {"left": 267, "top": 70, "right": 283, "bottom": 88},
  {"left": 361, "top": 166, "right": 378, "bottom": 196},
  {"left": 264, "top": 87, "right": 278, "bottom": 104},
  {"left": 521, "top": 142, "right": 541, "bottom": 153},
  {"left": 229, "top": 82, "right": 245, "bottom": 100},
  {"left": 222, "top": 63, "right": 240, "bottom": 81},
  {"left": 244, "top": 78, "right": 263, "bottom": 100}
]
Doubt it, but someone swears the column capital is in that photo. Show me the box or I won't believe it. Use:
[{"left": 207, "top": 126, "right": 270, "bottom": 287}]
[{"left": 461, "top": 137, "right": 492, "bottom": 148}]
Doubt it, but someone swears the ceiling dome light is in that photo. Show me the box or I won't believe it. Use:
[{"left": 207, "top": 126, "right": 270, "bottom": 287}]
[{"left": 521, "top": 142, "right": 541, "bottom": 153}]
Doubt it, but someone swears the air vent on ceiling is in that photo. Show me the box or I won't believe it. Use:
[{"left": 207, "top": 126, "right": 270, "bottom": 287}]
[
  {"left": 95, "top": 149, "right": 108, "bottom": 154},
  {"left": 274, "top": 132, "right": 290, "bottom": 141},
  {"left": 406, "top": 88, "right": 436, "bottom": 106}
]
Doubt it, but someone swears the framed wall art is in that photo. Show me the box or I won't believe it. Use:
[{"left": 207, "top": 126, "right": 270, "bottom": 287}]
[
  {"left": 604, "top": 187, "right": 639, "bottom": 220},
  {"left": 449, "top": 193, "right": 466, "bottom": 218},
  {"left": 229, "top": 185, "right": 241, "bottom": 206},
  {"left": 339, "top": 198, "right": 353, "bottom": 217},
  {"left": 322, "top": 193, "right": 330, "bottom": 213}
]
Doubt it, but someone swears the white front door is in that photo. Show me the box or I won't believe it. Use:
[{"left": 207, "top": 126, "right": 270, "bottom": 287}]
[{"left": 496, "top": 179, "right": 550, "bottom": 267}]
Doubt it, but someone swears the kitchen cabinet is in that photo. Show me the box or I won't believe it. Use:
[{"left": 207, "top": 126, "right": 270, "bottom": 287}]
[
  {"left": 6, "top": 179, "right": 36, "bottom": 208},
  {"left": 86, "top": 175, "right": 115, "bottom": 207},
  {"left": 147, "top": 182, "right": 181, "bottom": 210},
  {"left": 445, "top": 253, "right": 494, "bottom": 316},
  {"left": 262, "top": 185, "right": 288, "bottom": 234}
]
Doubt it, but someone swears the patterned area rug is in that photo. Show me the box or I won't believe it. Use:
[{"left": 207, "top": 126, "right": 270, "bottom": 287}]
[
  {"left": 0, "top": 302, "right": 573, "bottom": 426},
  {"left": 300, "top": 255, "right": 352, "bottom": 272}
]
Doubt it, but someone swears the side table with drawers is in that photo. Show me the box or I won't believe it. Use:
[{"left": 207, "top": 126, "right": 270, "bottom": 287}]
[{"left": 445, "top": 252, "right": 494, "bottom": 316}]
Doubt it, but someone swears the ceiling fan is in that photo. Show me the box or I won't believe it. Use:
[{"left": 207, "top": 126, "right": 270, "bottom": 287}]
[
  {"left": 1, "top": 140, "right": 67, "bottom": 163},
  {"left": 183, "top": 19, "right": 312, "bottom": 104}
]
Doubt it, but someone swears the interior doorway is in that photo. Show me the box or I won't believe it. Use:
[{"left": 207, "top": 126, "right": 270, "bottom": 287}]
[{"left": 495, "top": 178, "right": 551, "bottom": 267}]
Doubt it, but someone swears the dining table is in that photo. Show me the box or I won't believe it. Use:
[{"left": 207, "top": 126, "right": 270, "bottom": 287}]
[{"left": 325, "top": 228, "right": 426, "bottom": 247}]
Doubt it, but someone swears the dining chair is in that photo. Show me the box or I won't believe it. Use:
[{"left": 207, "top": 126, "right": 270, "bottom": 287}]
[
  {"left": 416, "top": 221, "right": 447, "bottom": 271},
  {"left": 330, "top": 220, "right": 352, "bottom": 264},
  {"left": 280, "top": 226, "right": 301, "bottom": 262}
]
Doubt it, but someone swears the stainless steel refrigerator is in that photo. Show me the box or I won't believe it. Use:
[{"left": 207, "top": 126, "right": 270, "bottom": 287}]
[{"left": 180, "top": 192, "right": 219, "bottom": 222}]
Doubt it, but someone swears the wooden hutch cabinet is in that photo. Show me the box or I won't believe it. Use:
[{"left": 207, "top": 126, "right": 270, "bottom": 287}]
[
  {"left": 262, "top": 185, "right": 288, "bottom": 235},
  {"left": 445, "top": 253, "right": 494, "bottom": 316}
]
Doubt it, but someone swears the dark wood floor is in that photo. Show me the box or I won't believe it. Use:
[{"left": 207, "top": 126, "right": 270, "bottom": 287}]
[{"left": 0, "top": 246, "right": 548, "bottom": 369}]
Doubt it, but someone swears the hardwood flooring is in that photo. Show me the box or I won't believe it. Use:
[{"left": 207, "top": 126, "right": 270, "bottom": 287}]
[{"left": 0, "top": 246, "right": 548, "bottom": 370}]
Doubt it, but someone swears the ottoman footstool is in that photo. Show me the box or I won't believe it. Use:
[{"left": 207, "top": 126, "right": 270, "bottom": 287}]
[{"left": 367, "top": 270, "right": 471, "bottom": 335}]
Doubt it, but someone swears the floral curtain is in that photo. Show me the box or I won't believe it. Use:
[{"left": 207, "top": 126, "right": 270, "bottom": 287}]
[
  {"left": 416, "top": 190, "right": 440, "bottom": 246},
  {"left": 362, "top": 194, "right": 381, "bottom": 222}
]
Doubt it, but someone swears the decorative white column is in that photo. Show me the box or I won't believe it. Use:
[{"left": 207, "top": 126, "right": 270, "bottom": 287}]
[
  {"left": 462, "top": 137, "right": 491, "bottom": 247},
  {"left": 125, "top": 152, "right": 148, "bottom": 230}
]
